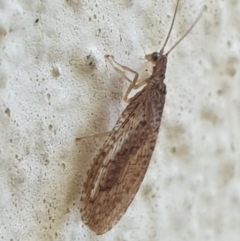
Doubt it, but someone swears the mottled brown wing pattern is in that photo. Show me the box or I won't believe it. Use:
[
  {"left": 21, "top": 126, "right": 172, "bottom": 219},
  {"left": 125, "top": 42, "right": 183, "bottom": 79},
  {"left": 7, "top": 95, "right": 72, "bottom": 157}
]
[
  {"left": 80, "top": 80, "right": 166, "bottom": 234},
  {"left": 78, "top": 0, "right": 203, "bottom": 233}
]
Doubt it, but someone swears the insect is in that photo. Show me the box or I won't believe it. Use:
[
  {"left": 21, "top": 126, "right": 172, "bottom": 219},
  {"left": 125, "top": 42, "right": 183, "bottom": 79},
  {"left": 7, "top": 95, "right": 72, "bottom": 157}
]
[{"left": 78, "top": 0, "right": 203, "bottom": 235}]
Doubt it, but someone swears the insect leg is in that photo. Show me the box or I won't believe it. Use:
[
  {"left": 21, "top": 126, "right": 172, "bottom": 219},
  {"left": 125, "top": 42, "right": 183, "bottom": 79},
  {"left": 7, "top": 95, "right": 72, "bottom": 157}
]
[
  {"left": 124, "top": 77, "right": 151, "bottom": 102},
  {"left": 105, "top": 55, "right": 149, "bottom": 102},
  {"left": 104, "top": 55, "right": 136, "bottom": 84},
  {"left": 76, "top": 131, "right": 115, "bottom": 141}
]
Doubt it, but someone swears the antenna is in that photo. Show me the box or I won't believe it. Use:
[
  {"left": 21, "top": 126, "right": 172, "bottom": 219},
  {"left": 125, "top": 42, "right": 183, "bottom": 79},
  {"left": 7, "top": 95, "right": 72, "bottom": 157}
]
[
  {"left": 166, "top": 7, "right": 204, "bottom": 55},
  {"left": 160, "top": 0, "right": 180, "bottom": 53}
]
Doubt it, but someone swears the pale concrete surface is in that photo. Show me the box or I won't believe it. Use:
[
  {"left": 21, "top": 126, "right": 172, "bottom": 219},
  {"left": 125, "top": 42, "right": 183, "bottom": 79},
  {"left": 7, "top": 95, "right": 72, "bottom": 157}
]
[{"left": 0, "top": 0, "right": 239, "bottom": 240}]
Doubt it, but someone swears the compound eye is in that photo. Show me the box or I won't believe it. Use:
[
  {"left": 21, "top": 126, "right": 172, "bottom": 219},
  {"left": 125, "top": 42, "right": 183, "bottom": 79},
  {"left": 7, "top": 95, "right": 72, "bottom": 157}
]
[{"left": 151, "top": 52, "right": 160, "bottom": 61}]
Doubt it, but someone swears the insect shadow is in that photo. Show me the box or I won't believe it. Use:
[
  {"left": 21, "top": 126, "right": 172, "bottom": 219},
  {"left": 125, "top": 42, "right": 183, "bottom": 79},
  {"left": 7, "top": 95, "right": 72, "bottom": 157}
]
[{"left": 71, "top": 56, "right": 128, "bottom": 210}]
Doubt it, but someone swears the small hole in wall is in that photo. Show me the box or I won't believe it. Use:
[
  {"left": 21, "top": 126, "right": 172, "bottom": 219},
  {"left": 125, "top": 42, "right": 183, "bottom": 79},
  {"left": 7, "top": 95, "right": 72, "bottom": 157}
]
[
  {"left": 44, "top": 159, "right": 50, "bottom": 166},
  {"left": 60, "top": 163, "right": 66, "bottom": 170},
  {"left": 47, "top": 93, "right": 51, "bottom": 101},
  {"left": 170, "top": 146, "right": 176, "bottom": 154},
  {"left": 48, "top": 124, "right": 53, "bottom": 131},
  {"left": 0, "top": 25, "right": 7, "bottom": 38},
  {"left": 86, "top": 54, "right": 96, "bottom": 69},
  {"left": 4, "top": 107, "right": 10, "bottom": 117},
  {"left": 52, "top": 65, "right": 60, "bottom": 78}
]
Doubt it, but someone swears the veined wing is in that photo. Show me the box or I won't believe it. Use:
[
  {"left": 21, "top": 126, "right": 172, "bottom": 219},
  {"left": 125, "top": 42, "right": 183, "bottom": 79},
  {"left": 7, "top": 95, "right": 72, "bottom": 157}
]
[{"left": 80, "top": 82, "right": 166, "bottom": 234}]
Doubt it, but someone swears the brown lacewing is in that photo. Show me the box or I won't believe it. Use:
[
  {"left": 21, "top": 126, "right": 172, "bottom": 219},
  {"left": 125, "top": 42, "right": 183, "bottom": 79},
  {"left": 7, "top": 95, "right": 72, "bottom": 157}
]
[{"left": 77, "top": 0, "right": 203, "bottom": 235}]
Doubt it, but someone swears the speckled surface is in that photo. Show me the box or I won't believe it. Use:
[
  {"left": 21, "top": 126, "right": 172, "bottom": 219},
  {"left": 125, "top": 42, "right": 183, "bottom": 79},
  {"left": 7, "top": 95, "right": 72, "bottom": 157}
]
[{"left": 0, "top": 0, "right": 239, "bottom": 240}]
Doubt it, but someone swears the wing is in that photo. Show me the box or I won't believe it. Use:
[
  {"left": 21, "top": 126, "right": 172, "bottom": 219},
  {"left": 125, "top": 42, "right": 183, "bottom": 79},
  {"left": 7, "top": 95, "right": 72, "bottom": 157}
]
[{"left": 80, "top": 82, "right": 166, "bottom": 234}]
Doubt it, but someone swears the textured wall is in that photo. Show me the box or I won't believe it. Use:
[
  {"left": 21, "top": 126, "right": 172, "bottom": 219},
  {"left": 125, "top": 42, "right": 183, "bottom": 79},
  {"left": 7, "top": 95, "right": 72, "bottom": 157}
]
[{"left": 0, "top": 0, "right": 239, "bottom": 240}]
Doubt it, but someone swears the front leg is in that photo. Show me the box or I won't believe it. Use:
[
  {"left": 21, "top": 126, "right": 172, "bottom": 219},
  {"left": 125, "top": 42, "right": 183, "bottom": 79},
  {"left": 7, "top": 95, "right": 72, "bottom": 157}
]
[{"left": 105, "top": 55, "right": 148, "bottom": 103}]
